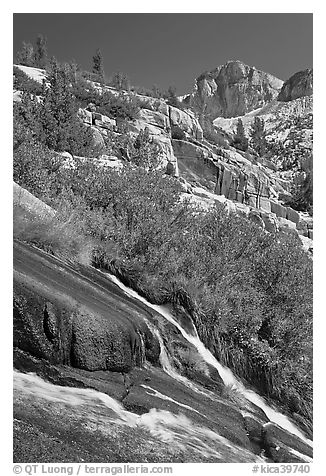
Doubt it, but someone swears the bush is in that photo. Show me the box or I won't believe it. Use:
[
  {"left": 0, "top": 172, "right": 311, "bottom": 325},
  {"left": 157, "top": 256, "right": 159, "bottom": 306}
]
[
  {"left": 203, "top": 128, "right": 229, "bottom": 148},
  {"left": 171, "top": 125, "right": 186, "bottom": 140},
  {"left": 13, "top": 137, "right": 61, "bottom": 200}
]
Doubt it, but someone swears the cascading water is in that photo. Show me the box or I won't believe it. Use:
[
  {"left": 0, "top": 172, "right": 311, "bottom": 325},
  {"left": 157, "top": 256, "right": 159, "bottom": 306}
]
[
  {"left": 14, "top": 370, "right": 262, "bottom": 462},
  {"left": 108, "top": 274, "right": 312, "bottom": 447}
]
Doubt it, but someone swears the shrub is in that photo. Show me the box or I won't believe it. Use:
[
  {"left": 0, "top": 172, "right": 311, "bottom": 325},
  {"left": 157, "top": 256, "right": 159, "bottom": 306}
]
[
  {"left": 171, "top": 125, "right": 186, "bottom": 140},
  {"left": 203, "top": 128, "right": 229, "bottom": 148},
  {"left": 13, "top": 137, "right": 61, "bottom": 200}
]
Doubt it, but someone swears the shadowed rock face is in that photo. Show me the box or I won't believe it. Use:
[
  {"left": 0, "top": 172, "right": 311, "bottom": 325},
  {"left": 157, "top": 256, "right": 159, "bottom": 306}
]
[
  {"left": 278, "top": 69, "right": 313, "bottom": 102},
  {"left": 13, "top": 240, "right": 160, "bottom": 373},
  {"left": 188, "top": 60, "right": 283, "bottom": 119}
]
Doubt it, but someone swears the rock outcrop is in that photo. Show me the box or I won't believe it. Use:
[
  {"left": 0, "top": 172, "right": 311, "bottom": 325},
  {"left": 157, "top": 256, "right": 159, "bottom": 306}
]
[
  {"left": 14, "top": 241, "right": 159, "bottom": 373},
  {"left": 16, "top": 63, "right": 313, "bottom": 246},
  {"left": 278, "top": 69, "right": 313, "bottom": 102},
  {"left": 13, "top": 182, "right": 56, "bottom": 218},
  {"left": 187, "top": 60, "right": 283, "bottom": 119}
]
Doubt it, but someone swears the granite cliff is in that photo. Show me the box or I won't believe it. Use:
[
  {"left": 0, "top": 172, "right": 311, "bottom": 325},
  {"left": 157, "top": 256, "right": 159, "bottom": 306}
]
[{"left": 184, "top": 60, "right": 283, "bottom": 119}]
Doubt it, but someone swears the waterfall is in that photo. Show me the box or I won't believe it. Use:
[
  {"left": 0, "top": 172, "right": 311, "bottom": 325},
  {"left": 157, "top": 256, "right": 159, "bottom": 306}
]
[{"left": 107, "top": 274, "right": 312, "bottom": 447}]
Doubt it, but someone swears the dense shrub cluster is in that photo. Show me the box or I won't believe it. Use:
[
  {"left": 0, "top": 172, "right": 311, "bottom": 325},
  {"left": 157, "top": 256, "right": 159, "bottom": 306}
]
[{"left": 72, "top": 79, "right": 141, "bottom": 121}]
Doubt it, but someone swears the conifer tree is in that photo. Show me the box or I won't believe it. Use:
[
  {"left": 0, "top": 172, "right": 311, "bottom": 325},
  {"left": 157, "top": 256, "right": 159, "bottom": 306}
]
[
  {"left": 34, "top": 34, "right": 48, "bottom": 69},
  {"left": 39, "top": 57, "right": 92, "bottom": 154},
  {"left": 233, "top": 118, "right": 248, "bottom": 151},
  {"left": 249, "top": 116, "right": 267, "bottom": 156},
  {"left": 16, "top": 41, "right": 35, "bottom": 67},
  {"left": 92, "top": 48, "right": 105, "bottom": 81}
]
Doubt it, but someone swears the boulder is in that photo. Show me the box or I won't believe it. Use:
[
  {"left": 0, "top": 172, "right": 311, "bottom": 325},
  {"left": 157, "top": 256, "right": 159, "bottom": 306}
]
[
  {"left": 270, "top": 201, "right": 287, "bottom": 219},
  {"left": 286, "top": 207, "right": 300, "bottom": 225},
  {"left": 248, "top": 210, "right": 265, "bottom": 229},
  {"left": 258, "top": 197, "right": 271, "bottom": 213},
  {"left": 78, "top": 108, "right": 92, "bottom": 125},
  {"left": 90, "top": 126, "right": 105, "bottom": 149},
  {"left": 93, "top": 155, "right": 124, "bottom": 171},
  {"left": 94, "top": 113, "right": 116, "bottom": 130},
  {"left": 278, "top": 217, "right": 297, "bottom": 231},
  {"left": 57, "top": 151, "right": 76, "bottom": 169},
  {"left": 259, "top": 211, "right": 279, "bottom": 233}
]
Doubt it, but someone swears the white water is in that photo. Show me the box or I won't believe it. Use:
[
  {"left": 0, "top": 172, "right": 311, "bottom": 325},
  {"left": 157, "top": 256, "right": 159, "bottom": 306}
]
[
  {"left": 145, "top": 319, "right": 217, "bottom": 401},
  {"left": 141, "top": 384, "right": 202, "bottom": 415},
  {"left": 14, "top": 370, "right": 260, "bottom": 462},
  {"left": 108, "top": 274, "right": 312, "bottom": 447}
]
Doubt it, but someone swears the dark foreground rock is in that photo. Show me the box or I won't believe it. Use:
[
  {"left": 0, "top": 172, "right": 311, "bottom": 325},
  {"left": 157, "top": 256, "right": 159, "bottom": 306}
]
[{"left": 13, "top": 240, "right": 313, "bottom": 463}]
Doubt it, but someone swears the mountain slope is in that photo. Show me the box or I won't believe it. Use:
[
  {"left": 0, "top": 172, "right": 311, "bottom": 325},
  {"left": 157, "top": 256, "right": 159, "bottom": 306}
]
[{"left": 184, "top": 60, "right": 283, "bottom": 119}]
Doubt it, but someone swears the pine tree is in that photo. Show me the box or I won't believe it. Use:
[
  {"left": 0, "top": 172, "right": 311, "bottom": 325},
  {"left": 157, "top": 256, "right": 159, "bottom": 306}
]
[
  {"left": 250, "top": 116, "right": 267, "bottom": 156},
  {"left": 39, "top": 57, "right": 92, "bottom": 154},
  {"left": 16, "top": 42, "right": 35, "bottom": 67},
  {"left": 92, "top": 48, "right": 105, "bottom": 81},
  {"left": 233, "top": 119, "right": 248, "bottom": 151},
  {"left": 34, "top": 34, "right": 48, "bottom": 69}
]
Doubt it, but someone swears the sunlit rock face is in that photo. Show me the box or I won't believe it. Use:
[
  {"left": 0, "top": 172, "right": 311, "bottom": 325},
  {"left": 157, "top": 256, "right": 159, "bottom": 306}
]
[
  {"left": 277, "top": 69, "right": 313, "bottom": 102},
  {"left": 187, "top": 60, "right": 283, "bottom": 119}
]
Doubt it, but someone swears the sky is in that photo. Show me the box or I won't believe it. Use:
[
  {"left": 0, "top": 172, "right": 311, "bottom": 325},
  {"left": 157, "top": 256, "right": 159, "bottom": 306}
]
[{"left": 13, "top": 13, "right": 312, "bottom": 96}]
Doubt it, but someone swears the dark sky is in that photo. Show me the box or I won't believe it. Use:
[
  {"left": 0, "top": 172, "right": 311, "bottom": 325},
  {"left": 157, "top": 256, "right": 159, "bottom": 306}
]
[{"left": 13, "top": 13, "right": 313, "bottom": 94}]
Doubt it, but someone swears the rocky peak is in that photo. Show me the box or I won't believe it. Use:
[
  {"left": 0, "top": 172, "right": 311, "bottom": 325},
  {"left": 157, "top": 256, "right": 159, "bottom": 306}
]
[
  {"left": 188, "top": 60, "right": 283, "bottom": 119},
  {"left": 277, "top": 69, "right": 313, "bottom": 102}
]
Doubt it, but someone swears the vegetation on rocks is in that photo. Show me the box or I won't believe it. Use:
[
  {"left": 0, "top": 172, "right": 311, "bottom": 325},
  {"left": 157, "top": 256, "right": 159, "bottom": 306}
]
[
  {"left": 250, "top": 116, "right": 267, "bottom": 156},
  {"left": 13, "top": 46, "right": 313, "bottom": 434},
  {"left": 232, "top": 119, "right": 249, "bottom": 151}
]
